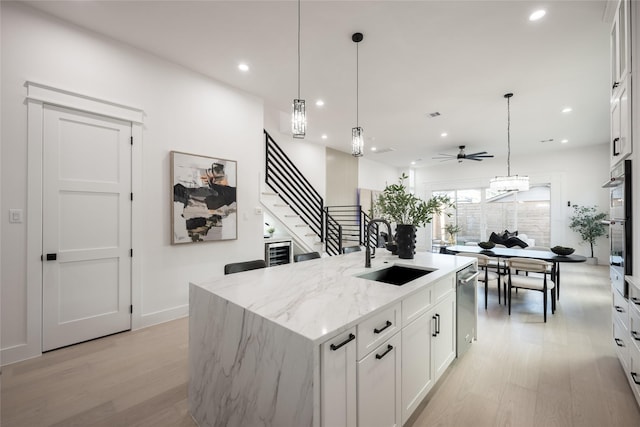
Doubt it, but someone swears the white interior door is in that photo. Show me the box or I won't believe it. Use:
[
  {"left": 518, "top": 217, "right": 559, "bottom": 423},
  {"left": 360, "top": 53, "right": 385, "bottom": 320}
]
[{"left": 42, "top": 104, "right": 132, "bottom": 352}]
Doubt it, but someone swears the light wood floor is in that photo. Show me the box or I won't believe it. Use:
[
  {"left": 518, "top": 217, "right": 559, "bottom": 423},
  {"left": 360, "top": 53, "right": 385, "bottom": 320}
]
[{"left": 2, "top": 263, "right": 640, "bottom": 426}]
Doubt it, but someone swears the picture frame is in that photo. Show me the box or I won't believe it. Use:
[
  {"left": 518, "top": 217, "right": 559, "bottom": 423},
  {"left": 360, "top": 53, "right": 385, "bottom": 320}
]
[{"left": 170, "top": 151, "right": 237, "bottom": 244}]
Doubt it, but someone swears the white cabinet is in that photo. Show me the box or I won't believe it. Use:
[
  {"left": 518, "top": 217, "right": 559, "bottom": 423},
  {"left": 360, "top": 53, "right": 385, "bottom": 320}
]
[
  {"left": 401, "top": 309, "right": 433, "bottom": 423},
  {"left": 432, "top": 292, "right": 457, "bottom": 381},
  {"left": 321, "top": 328, "right": 357, "bottom": 427},
  {"left": 611, "top": 0, "right": 631, "bottom": 92},
  {"left": 401, "top": 275, "right": 456, "bottom": 424},
  {"left": 357, "top": 333, "right": 402, "bottom": 427},
  {"left": 357, "top": 303, "right": 401, "bottom": 360},
  {"left": 610, "top": 76, "right": 632, "bottom": 166}
]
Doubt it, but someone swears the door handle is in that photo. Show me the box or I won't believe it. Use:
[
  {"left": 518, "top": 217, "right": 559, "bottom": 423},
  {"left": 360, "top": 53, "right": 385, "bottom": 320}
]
[
  {"left": 613, "top": 137, "right": 620, "bottom": 156},
  {"left": 46, "top": 253, "right": 57, "bottom": 261}
]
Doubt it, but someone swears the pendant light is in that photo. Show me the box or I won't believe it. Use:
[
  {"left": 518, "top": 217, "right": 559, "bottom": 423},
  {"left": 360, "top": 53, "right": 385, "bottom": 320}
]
[
  {"left": 292, "top": 0, "right": 306, "bottom": 138},
  {"left": 489, "top": 93, "right": 529, "bottom": 192},
  {"left": 351, "top": 32, "right": 364, "bottom": 157}
]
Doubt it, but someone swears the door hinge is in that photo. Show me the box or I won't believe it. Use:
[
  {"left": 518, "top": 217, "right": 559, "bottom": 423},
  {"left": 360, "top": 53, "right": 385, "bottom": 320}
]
[
  {"left": 130, "top": 249, "right": 133, "bottom": 257},
  {"left": 130, "top": 192, "right": 133, "bottom": 201},
  {"left": 130, "top": 305, "right": 133, "bottom": 314},
  {"left": 130, "top": 136, "right": 133, "bottom": 145}
]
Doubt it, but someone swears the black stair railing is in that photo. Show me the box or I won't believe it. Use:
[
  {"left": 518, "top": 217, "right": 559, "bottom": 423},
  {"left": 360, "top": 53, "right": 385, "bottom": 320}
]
[
  {"left": 265, "top": 130, "right": 324, "bottom": 241},
  {"left": 324, "top": 212, "right": 342, "bottom": 256},
  {"left": 324, "top": 206, "right": 380, "bottom": 252}
]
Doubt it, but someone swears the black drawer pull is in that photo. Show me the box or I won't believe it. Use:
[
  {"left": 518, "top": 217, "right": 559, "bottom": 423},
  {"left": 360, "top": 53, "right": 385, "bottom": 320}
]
[
  {"left": 374, "top": 320, "right": 392, "bottom": 334},
  {"left": 631, "top": 297, "right": 640, "bottom": 306},
  {"left": 330, "top": 333, "right": 355, "bottom": 351},
  {"left": 615, "top": 305, "right": 625, "bottom": 313},
  {"left": 632, "top": 372, "right": 640, "bottom": 385},
  {"left": 432, "top": 316, "right": 438, "bottom": 337},
  {"left": 46, "top": 253, "right": 57, "bottom": 261},
  {"left": 615, "top": 338, "right": 625, "bottom": 347},
  {"left": 632, "top": 331, "right": 640, "bottom": 341},
  {"left": 375, "top": 344, "right": 393, "bottom": 360}
]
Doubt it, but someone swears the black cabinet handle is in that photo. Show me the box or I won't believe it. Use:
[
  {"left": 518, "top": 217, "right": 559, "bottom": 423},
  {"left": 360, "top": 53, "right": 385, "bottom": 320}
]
[
  {"left": 613, "top": 137, "right": 620, "bottom": 156},
  {"left": 375, "top": 344, "right": 393, "bottom": 360},
  {"left": 632, "top": 372, "right": 640, "bottom": 385},
  {"left": 46, "top": 253, "right": 57, "bottom": 261},
  {"left": 374, "top": 320, "right": 392, "bottom": 334},
  {"left": 432, "top": 316, "right": 438, "bottom": 337},
  {"left": 615, "top": 305, "right": 625, "bottom": 313},
  {"left": 615, "top": 338, "right": 625, "bottom": 347},
  {"left": 631, "top": 297, "right": 640, "bottom": 306},
  {"left": 632, "top": 330, "right": 640, "bottom": 341},
  {"left": 330, "top": 333, "right": 355, "bottom": 351},
  {"left": 435, "top": 313, "right": 441, "bottom": 335},
  {"left": 613, "top": 81, "right": 620, "bottom": 89}
]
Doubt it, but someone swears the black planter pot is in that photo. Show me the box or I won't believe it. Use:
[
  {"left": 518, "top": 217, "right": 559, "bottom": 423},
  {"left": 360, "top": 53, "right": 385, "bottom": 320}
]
[{"left": 396, "top": 224, "right": 416, "bottom": 259}]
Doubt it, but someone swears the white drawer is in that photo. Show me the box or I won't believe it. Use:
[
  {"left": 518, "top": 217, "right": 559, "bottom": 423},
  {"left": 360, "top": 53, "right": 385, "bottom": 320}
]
[
  {"left": 629, "top": 279, "right": 640, "bottom": 313},
  {"left": 614, "top": 315, "right": 630, "bottom": 371},
  {"left": 630, "top": 304, "right": 640, "bottom": 352},
  {"left": 357, "top": 302, "right": 401, "bottom": 360},
  {"left": 627, "top": 338, "right": 640, "bottom": 408},
  {"left": 613, "top": 288, "right": 630, "bottom": 331},
  {"left": 433, "top": 274, "right": 455, "bottom": 303},
  {"left": 402, "top": 286, "right": 432, "bottom": 326}
]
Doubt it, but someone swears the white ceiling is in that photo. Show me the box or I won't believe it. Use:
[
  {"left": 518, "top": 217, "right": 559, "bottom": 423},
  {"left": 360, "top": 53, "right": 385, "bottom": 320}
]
[{"left": 24, "top": 0, "right": 612, "bottom": 168}]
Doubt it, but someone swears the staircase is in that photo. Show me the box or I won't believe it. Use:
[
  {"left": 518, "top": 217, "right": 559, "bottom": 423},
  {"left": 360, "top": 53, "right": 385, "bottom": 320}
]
[{"left": 261, "top": 130, "right": 378, "bottom": 256}]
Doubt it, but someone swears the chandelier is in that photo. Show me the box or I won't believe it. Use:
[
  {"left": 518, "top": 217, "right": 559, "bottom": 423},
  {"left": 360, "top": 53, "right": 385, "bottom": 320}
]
[{"left": 489, "top": 93, "right": 529, "bottom": 192}]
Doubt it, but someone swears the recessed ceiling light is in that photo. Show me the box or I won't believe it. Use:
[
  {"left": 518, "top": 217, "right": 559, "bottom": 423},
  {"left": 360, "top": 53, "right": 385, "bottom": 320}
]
[
  {"left": 562, "top": 107, "right": 572, "bottom": 113},
  {"left": 441, "top": 132, "right": 448, "bottom": 137},
  {"left": 238, "top": 63, "right": 249, "bottom": 72},
  {"left": 321, "top": 134, "right": 328, "bottom": 140},
  {"left": 411, "top": 161, "right": 416, "bottom": 165},
  {"left": 529, "top": 10, "right": 546, "bottom": 21},
  {"left": 561, "top": 139, "right": 569, "bottom": 144},
  {"left": 371, "top": 147, "right": 377, "bottom": 151},
  {"left": 316, "top": 100, "right": 325, "bottom": 107}
]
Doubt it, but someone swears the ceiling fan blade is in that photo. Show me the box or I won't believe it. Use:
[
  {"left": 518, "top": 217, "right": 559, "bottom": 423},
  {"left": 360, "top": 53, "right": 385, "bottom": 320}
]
[
  {"left": 468, "top": 157, "right": 483, "bottom": 161},
  {"left": 468, "top": 154, "right": 494, "bottom": 159},
  {"left": 466, "top": 151, "right": 488, "bottom": 157},
  {"left": 432, "top": 155, "right": 454, "bottom": 159}
]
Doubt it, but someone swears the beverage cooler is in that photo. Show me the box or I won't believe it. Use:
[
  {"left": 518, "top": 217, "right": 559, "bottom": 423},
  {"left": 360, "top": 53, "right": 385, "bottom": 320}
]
[{"left": 264, "top": 240, "right": 292, "bottom": 267}]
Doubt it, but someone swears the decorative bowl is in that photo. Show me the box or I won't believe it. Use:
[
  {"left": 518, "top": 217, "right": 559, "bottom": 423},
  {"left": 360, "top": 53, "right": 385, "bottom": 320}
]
[
  {"left": 551, "top": 246, "right": 575, "bottom": 256},
  {"left": 478, "top": 241, "right": 495, "bottom": 250}
]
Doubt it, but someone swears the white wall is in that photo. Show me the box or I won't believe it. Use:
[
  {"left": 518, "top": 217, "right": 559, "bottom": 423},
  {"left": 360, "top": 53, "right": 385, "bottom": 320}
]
[
  {"left": 414, "top": 143, "right": 611, "bottom": 261},
  {"left": 1, "top": 3, "right": 264, "bottom": 364},
  {"left": 358, "top": 157, "right": 401, "bottom": 191}
]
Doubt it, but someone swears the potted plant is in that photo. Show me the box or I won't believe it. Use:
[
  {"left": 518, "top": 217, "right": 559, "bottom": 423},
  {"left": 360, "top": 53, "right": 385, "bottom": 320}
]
[
  {"left": 444, "top": 223, "right": 461, "bottom": 246},
  {"left": 375, "top": 173, "right": 454, "bottom": 259},
  {"left": 568, "top": 204, "right": 607, "bottom": 264}
]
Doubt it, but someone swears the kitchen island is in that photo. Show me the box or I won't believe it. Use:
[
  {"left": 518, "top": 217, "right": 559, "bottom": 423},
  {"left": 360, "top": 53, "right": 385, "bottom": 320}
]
[{"left": 189, "top": 251, "right": 474, "bottom": 427}]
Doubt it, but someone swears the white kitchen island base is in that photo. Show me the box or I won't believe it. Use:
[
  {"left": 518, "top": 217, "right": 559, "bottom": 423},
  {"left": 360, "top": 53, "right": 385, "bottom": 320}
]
[{"left": 189, "top": 252, "right": 475, "bottom": 427}]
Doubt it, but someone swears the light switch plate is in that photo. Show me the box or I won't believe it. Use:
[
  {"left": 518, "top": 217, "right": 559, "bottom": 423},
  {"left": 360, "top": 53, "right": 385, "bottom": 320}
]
[{"left": 9, "top": 209, "right": 23, "bottom": 223}]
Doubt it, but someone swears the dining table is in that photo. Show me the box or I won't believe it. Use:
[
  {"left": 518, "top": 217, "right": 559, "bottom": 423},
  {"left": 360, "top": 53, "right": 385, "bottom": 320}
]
[{"left": 443, "top": 245, "right": 587, "bottom": 300}]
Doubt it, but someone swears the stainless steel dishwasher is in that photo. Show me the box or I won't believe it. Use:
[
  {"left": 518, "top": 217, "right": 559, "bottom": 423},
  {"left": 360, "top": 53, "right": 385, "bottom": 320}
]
[{"left": 456, "top": 263, "right": 479, "bottom": 357}]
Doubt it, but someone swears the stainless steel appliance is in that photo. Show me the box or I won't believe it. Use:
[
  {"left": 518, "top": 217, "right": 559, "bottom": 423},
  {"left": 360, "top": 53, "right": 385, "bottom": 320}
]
[
  {"left": 603, "top": 159, "right": 632, "bottom": 297},
  {"left": 456, "top": 264, "right": 479, "bottom": 357},
  {"left": 264, "top": 240, "right": 292, "bottom": 267}
]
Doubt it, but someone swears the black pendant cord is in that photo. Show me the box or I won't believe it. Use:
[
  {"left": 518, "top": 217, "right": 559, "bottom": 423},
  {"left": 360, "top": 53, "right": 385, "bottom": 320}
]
[
  {"left": 297, "top": 0, "right": 301, "bottom": 99},
  {"left": 356, "top": 41, "right": 359, "bottom": 127},
  {"left": 507, "top": 95, "right": 511, "bottom": 176}
]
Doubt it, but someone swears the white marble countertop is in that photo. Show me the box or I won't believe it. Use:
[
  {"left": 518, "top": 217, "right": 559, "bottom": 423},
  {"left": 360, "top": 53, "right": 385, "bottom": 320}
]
[{"left": 191, "top": 251, "right": 473, "bottom": 344}]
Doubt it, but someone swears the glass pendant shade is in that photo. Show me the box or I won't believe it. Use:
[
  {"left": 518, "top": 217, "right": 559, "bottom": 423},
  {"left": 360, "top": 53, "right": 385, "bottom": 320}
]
[
  {"left": 292, "top": 99, "right": 306, "bottom": 138},
  {"left": 489, "top": 175, "right": 530, "bottom": 192},
  {"left": 352, "top": 127, "right": 364, "bottom": 157}
]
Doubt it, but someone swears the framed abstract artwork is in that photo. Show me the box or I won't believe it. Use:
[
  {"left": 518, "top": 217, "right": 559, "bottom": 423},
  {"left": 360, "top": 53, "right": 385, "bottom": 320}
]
[{"left": 171, "top": 151, "right": 237, "bottom": 244}]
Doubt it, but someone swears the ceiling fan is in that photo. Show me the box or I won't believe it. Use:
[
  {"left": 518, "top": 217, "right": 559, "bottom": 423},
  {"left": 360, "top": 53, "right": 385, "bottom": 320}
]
[{"left": 432, "top": 145, "right": 494, "bottom": 163}]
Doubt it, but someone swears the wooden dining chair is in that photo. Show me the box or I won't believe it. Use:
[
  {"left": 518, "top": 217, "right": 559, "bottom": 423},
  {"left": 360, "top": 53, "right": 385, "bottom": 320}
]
[
  {"left": 459, "top": 252, "right": 501, "bottom": 309},
  {"left": 506, "top": 257, "right": 556, "bottom": 322},
  {"left": 224, "top": 259, "right": 267, "bottom": 275}
]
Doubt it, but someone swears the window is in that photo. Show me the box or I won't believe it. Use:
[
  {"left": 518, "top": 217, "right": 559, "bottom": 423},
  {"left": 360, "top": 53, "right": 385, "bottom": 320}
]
[{"left": 432, "top": 185, "right": 550, "bottom": 248}]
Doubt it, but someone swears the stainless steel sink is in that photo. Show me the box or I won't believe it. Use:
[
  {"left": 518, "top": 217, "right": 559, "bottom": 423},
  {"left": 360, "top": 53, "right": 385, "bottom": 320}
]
[{"left": 356, "top": 265, "right": 434, "bottom": 286}]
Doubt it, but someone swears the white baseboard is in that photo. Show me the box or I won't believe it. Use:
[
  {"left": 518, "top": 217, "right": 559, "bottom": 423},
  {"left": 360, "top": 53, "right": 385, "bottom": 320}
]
[
  {"left": 134, "top": 304, "right": 189, "bottom": 330},
  {"left": 1, "top": 343, "right": 41, "bottom": 367}
]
